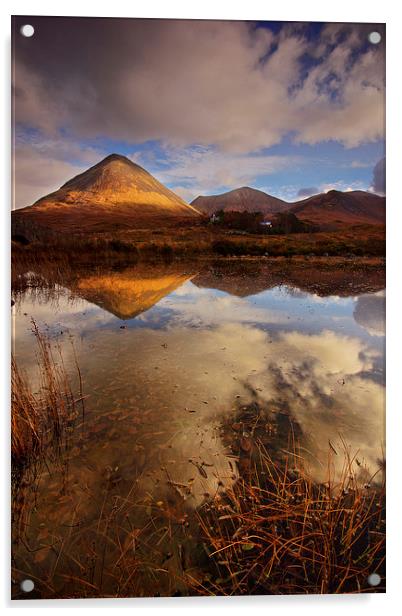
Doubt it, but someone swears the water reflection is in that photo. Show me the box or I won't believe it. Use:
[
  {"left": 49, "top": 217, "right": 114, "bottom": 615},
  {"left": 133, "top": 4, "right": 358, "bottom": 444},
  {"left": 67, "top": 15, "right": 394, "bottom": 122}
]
[
  {"left": 12, "top": 261, "right": 385, "bottom": 595},
  {"left": 353, "top": 291, "right": 386, "bottom": 336},
  {"left": 74, "top": 267, "right": 194, "bottom": 319},
  {"left": 13, "top": 263, "right": 385, "bottom": 486}
]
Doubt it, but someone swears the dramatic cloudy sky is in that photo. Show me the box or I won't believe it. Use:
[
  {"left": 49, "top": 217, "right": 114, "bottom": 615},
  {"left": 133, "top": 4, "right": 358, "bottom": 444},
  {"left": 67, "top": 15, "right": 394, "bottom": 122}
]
[{"left": 12, "top": 17, "right": 385, "bottom": 208}]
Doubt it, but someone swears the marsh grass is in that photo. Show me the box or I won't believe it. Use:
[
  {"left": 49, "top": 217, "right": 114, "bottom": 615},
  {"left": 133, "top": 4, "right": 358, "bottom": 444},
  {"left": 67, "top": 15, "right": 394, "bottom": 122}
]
[
  {"left": 11, "top": 320, "right": 83, "bottom": 473},
  {"left": 11, "top": 221, "right": 385, "bottom": 280},
  {"left": 12, "top": 435, "right": 385, "bottom": 598},
  {"left": 190, "top": 438, "right": 385, "bottom": 595}
]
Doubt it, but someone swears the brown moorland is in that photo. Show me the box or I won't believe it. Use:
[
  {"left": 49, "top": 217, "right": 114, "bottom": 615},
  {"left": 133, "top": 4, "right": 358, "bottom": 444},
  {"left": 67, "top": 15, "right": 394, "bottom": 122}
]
[
  {"left": 192, "top": 186, "right": 288, "bottom": 216},
  {"left": 286, "top": 189, "right": 385, "bottom": 227}
]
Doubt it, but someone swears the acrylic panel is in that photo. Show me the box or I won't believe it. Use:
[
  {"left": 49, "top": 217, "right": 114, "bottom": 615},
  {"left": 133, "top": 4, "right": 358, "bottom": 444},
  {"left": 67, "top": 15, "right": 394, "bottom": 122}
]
[{"left": 11, "top": 16, "right": 385, "bottom": 599}]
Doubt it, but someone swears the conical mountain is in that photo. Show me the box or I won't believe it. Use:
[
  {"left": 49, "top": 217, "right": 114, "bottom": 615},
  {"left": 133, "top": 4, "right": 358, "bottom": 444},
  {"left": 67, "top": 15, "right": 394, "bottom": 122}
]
[
  {"left": 191, "top": 186, "right": 287, "bottom": 216},
  {"left": 12, "top": 154, "right": 200, "bottom": 235}
]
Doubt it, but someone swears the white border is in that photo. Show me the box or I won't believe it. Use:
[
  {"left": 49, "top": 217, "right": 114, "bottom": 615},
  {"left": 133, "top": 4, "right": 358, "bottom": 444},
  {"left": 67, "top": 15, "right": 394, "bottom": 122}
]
[{"left": 1, "top": 1, "right": 401, "bottom": 614}]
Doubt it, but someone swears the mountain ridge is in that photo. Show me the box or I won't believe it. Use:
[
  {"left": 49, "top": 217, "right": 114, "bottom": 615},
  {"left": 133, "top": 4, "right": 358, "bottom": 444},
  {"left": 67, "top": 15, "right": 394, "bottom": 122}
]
[
  {"left": 12, "top": 154, "right": 385, "bottom": 237},
  {"left": 286, "top": 189, "right": 385, "bottom": 226},
  {"left": 191, "top": 186, "right": 385, "bottom": 227},
  {"left": 191, "top": 186, "right": 288, "bottom": 216}
]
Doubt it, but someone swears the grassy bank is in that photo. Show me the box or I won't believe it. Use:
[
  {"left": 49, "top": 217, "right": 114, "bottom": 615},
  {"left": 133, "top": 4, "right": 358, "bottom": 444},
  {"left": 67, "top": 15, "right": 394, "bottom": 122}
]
[
  {"left": 11, "top": 224, "right": 385, "bottom": 298},
  {"left": 12, "top": 222, "right": 385, "bottom": 268}
]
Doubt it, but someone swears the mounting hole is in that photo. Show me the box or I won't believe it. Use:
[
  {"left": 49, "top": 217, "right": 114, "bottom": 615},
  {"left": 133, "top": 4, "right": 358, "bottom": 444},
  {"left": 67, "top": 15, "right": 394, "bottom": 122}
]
[
  {"left": 368, "top": 31, "right": 381, "bottom": 45},
  {"left": 20, "top": 24, "right": 34, "bottom": 38},
  {"left": 367, "top": 572, "right": 381, "bottom": 587},
  {"left": 20, "top": 579, "right": 34, "bottom": 593}
]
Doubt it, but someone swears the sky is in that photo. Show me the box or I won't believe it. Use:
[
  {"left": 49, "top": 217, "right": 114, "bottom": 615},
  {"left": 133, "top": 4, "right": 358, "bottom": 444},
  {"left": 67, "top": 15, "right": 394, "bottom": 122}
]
[{"left": 12, "top": 17, "right": 385, "bottom": 208}]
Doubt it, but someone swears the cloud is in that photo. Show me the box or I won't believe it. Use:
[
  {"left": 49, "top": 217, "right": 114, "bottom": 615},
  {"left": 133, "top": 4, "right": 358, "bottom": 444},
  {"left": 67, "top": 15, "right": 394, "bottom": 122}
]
[
  {"left": 158, "top": 284, "right": 291, "bottom": 327},
  {"left": 13, "top": 132, "right": 107, "bottom": 208},
  {"left": 349, "top": 160, "right": 373, "bottom": 169},
  {"left": 13, "top": 18, "right": 385, "bottom": 153},
  {"left": 320, "top": 180, "right": 366, "bottom": 193},
  {"left": 81, "top": 320, "right": 384, "bottom": 486},
  {"left": 68, "top": 322, "right": 387, "bottom": 485},
  {"left": 14, "top": 148, "right": 87, "bottom": 209},
  {"left": 297, "top": 186, "right": 319, "bottom": 198},
  {"left": 290, "top": 24, "right": 385, "bottom": 147},
  {"left": 353, "top": 292, "right": 385, "bottom": 336},
  {"left": 370, "top": 157, "right": 386, "bottom": 195},
  {"left": 131, "top": 144, "right": 302, "bottom": 201}
]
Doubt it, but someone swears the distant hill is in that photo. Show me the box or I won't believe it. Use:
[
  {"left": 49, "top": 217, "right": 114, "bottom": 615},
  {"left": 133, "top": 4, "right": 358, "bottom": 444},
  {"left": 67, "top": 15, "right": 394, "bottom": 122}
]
[
  {"left": 192, "top": 187, "right": 385, "bottom": 228},
  {"left": 191, "top": 187, "right": 287, "bottom": 217},
  {"left": 12, "top": 161, "right": 385, "bottom": 240},
  {"left": 287, "top": 190, "right": 385, "bottom": 227},
  {"left": 12, "top": 154, "right": 200, "bottom": 236}
]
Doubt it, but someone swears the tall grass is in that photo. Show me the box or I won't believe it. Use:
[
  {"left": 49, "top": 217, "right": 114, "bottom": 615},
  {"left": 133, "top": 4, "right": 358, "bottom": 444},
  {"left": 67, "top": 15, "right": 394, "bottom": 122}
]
[
  {"left": 11, "top": 220, "right": 385, "bottom": 276},
  {"left": 12, "top": 439, "right": 385, "bottom": 598},
  {"left": 11, "top": 320, "right": 83, "bottom": 473},
  {"left": 191, "top": 440, "right": 385, "bottom": 595}
]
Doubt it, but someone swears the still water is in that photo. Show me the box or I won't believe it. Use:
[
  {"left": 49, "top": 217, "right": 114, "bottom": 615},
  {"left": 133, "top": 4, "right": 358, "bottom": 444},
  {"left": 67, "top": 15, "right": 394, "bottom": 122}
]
[{"left": 12, "top": 262, "right": 385, "bottom": 597}]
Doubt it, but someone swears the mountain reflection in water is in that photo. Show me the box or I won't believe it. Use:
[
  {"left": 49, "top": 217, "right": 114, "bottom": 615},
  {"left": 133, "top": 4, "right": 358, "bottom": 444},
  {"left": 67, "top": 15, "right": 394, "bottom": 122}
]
[
  {"left": 12, "top": 261, "right": 385, "bottom": 596},
  {"left": 75, "top": 268, "right": 194, "bottom": 319}
]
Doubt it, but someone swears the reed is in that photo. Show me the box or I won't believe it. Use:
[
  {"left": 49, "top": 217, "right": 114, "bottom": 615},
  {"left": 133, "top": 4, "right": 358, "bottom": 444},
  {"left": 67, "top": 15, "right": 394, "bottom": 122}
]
[
  {"left": 12, "top": 439, "right": 385, "bottom": 598},
  {"left": 11, "top": 320, "right": 82, "bottom": 473},
  {"left": 11, "top": 220, "right": 385, "bottom": 280},
  {"left": 190, "top": 440, "right": 385, "bottom": 595}
]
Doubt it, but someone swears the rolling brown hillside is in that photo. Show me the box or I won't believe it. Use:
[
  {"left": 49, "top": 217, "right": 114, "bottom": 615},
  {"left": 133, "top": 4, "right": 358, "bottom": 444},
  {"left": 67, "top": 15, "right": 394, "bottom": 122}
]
[
  {"left": 191, "top": 187, "right": 287, "bottom": 216},
  {"left": 286, "top": 190, "right": 385, "bottom": 227},
  {"left": 192, "top": 186, "right": 385, "bottom": 229}
]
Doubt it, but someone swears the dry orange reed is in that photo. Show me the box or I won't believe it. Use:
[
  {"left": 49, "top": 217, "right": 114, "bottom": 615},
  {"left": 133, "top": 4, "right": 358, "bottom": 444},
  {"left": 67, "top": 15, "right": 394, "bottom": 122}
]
[
  {"left": 11, "top": 319, "right": 82, "bottom": 471},
  {"left": 190, "top": 439, "right": 385, "bottom": 595}
]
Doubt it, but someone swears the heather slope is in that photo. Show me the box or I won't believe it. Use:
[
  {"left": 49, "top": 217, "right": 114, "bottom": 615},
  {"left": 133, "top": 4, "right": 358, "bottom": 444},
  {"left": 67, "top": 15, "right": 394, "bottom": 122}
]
[{"left": 191, "top": 187, "right": 287, "bottom": 216}]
